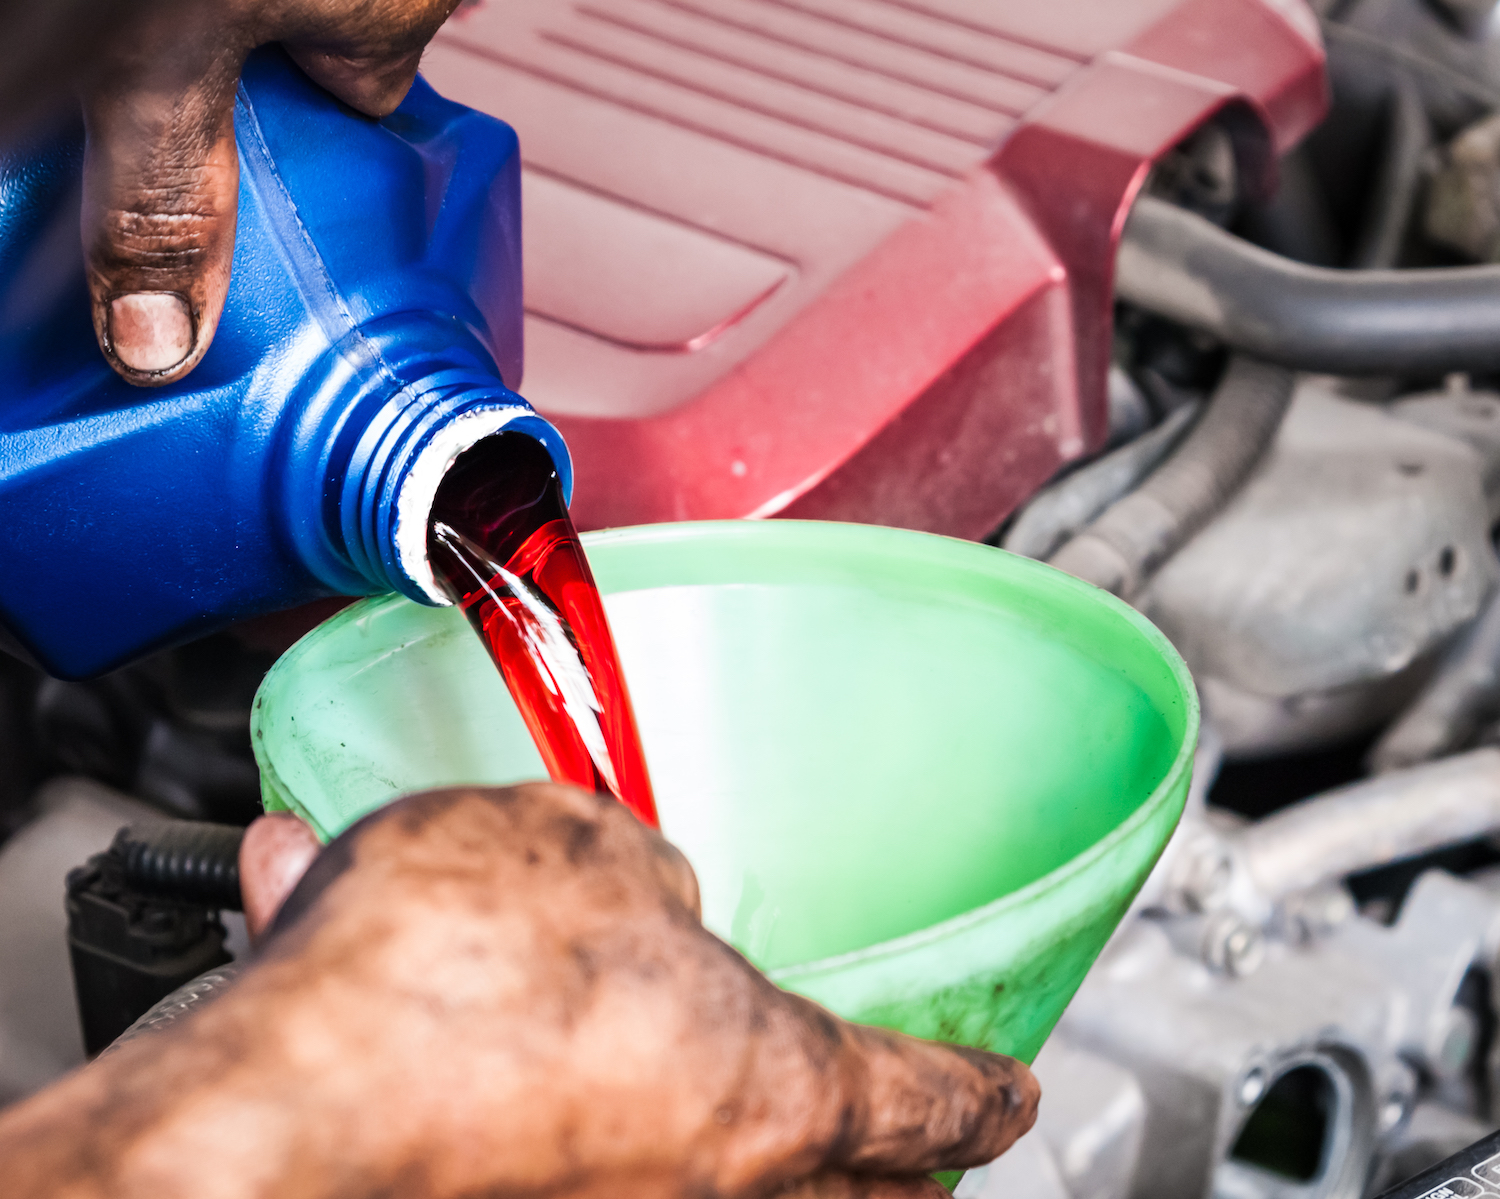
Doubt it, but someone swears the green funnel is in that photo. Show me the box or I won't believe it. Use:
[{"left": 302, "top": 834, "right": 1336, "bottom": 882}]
[{"left": 252, "top": 520, "right": 1196, "bottom": 1063}]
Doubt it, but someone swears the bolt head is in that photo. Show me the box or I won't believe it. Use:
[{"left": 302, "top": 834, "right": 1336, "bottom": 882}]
[{"left": 1204, "top": 913, "right": 1265, "bottom": 977}]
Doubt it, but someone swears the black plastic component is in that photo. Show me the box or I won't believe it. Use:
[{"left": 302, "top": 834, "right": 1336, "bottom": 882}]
[
  {"left": 1376, "top": 1126, "right": 1500, "bottom": 1199},
  {"left": 116, "top": 821, "right": 245, "bottom": 910},
  {"left": 66, "top": 826, "right": 238, "bottom": 1056},
  {"left": 0, "top": 653, "right": 42, "bottom": 848}
]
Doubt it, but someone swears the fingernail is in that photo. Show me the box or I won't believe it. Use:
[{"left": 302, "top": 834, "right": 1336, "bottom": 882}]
[
  {"left": 108, "top": 292, "right": 194, "bottom": 373},
  {"left": 240, "top": 813, "right": 325, "bottom": 946}
]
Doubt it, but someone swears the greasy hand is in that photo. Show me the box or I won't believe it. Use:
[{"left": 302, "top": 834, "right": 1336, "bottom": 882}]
[
  {"left": 1, "top": 785, "right": 1038, "bottom": 1199},
  {"left": 81, "top": 0, "right": 461, "bottom": 385}
]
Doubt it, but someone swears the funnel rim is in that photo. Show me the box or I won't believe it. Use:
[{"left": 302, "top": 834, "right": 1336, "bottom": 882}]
[
  {"left": 629, "top": 522, "right": 1198, "bottom": 983},
  {"left": 252, "top": 519, "right": 1200, "bottom": 959}
]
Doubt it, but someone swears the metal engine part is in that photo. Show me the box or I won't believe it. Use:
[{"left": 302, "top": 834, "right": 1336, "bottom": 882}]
[
  {"left": 1426, "top": 112, "right": 1500, "bottom": 263},
  {"left": 958, "top": 749, "right": 1500, "bottom": 1199},
  {"left": 1139, "top": 379, "right": 1500, "bottom": 758},
  {"left": 1060, "top": 920, "right": 1386, "bottom": 1199},
  {"left": 958, "top": 1037, "right": 1146, "bottom": 1199}
]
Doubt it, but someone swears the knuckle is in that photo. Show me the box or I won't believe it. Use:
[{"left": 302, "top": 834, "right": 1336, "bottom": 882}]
[
  {"left": 103, "top": 207, "right": 211, "bottom": 256},
  {"left": 91, "top": 192, "right": 227, "bottom": 277},
  {"left": 86, "top": 126, "right": 237, "bottom": 279}
]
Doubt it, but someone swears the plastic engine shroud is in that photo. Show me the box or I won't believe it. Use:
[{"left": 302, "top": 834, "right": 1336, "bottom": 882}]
[{"left": 424, "top": 0, "right": 1327, "bottom": 536}]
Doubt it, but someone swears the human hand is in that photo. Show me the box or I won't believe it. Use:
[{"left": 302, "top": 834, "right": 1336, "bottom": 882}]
[
  {"left": 1, "top": 784, "right": 1038, "bottom": 1199},
  {"left": 79, "top": 0, "right": 461, "bottom": 386}
]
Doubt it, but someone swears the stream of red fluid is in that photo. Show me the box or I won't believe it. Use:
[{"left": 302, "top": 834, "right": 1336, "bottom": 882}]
[{"left": 426, "top": 433, "right": 658, "bottom": 827}]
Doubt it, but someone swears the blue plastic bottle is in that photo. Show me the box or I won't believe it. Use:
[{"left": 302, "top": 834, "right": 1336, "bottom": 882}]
[{"left": 0, "top": 48, "right": 570, "bottom": 679}]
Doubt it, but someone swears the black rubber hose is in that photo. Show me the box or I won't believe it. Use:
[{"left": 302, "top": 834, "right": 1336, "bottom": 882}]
[
  {"left": 115, "top": 821, "right": 245, "bottom": 910},
  {"left": 1351, "top": 75, "right": 1429, "bottom": 271},
  {"left": 1002, "top": 401, "right": 1200, "bottom": 561},
  {"left": 1048, "top": 357, "right": 1295, "bottom": 599},
  {"left": 1117, "top": 195, "right": 1500, "bottom": 374}
]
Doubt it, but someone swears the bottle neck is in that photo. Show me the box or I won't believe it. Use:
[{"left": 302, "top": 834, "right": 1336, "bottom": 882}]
[
  {"left": 379, "top": 395, "right": 572, "bottom": 605},
  {"left": 280, "top": 319, "right": 572, "bottom": 605}
]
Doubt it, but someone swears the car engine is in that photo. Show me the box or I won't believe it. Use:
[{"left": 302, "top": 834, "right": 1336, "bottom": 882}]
[{"left": 11, "top": 2, "right": 1500, "bottom": 1198}]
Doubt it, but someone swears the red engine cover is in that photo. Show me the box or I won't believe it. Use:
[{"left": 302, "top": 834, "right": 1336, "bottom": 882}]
[{"left": 424, "top": 0, "right": 1326, "bottom": 536}]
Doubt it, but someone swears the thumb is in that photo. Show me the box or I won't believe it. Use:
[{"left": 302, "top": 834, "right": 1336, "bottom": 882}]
[
  {"left": 240, "top": 812, "right": 324, "bottom": 945},
  {"left": 80, "top": 48, "right": 242, "bottom": 385}
]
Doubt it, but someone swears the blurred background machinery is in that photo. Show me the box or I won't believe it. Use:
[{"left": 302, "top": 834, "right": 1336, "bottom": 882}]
[
  {"left": 18, "top": 1, "right": 1500, "bottom": 1198},
  {"left": 975, "top": 1, "right": 1500, "bottom": 1194}
]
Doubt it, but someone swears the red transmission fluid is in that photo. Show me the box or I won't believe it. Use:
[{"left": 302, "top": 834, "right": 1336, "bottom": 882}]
[
  {"left": 429, "top": 433, "right": 659, "bottom": 827},
  {"left": 422, "top": 0, "right": 1325, "bottom": 539}
]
